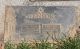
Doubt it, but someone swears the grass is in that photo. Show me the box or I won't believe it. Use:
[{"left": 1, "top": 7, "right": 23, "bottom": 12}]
[
  {"left": 16, "top": 41, "right": 31, "bottom": 49},
  {"left": 33, "top": 39, "right": 56, "bottom": 49},
  {"left": 58, "top": 37, "right": 80, "bottom": 49},
  {"left": 4, "top": 39, "right": 56, "bottom": 49},
  {"left": 4, "top": 41, "right": 16, "bottom": 49},
  {"left": 56, "top": 35, "right": 80, "bottom": 49},
  {"left": 4, "top": 33, "right": 80, "bottom": 49}
]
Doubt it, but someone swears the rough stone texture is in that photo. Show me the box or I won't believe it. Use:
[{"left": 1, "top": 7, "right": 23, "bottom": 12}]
[
  {"left": 0, "top": 0, "right": 80, "bottom": 40},
  {"left": 5, "top": 6, "right": 16, "bottom": 41},
  {"left": 0, "top": 0, "right": 80, "bottom": 49}
]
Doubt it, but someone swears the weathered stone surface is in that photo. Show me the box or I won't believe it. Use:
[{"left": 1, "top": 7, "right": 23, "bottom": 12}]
[
  {"left": 4, "top": 6, "right": 16, "bottom": 41},
  {"left": 4, "top": 6, "right": 76, "bottom": 41},
  {"left": 0, "top": 0, "right": 80, "bottom": 49}
]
